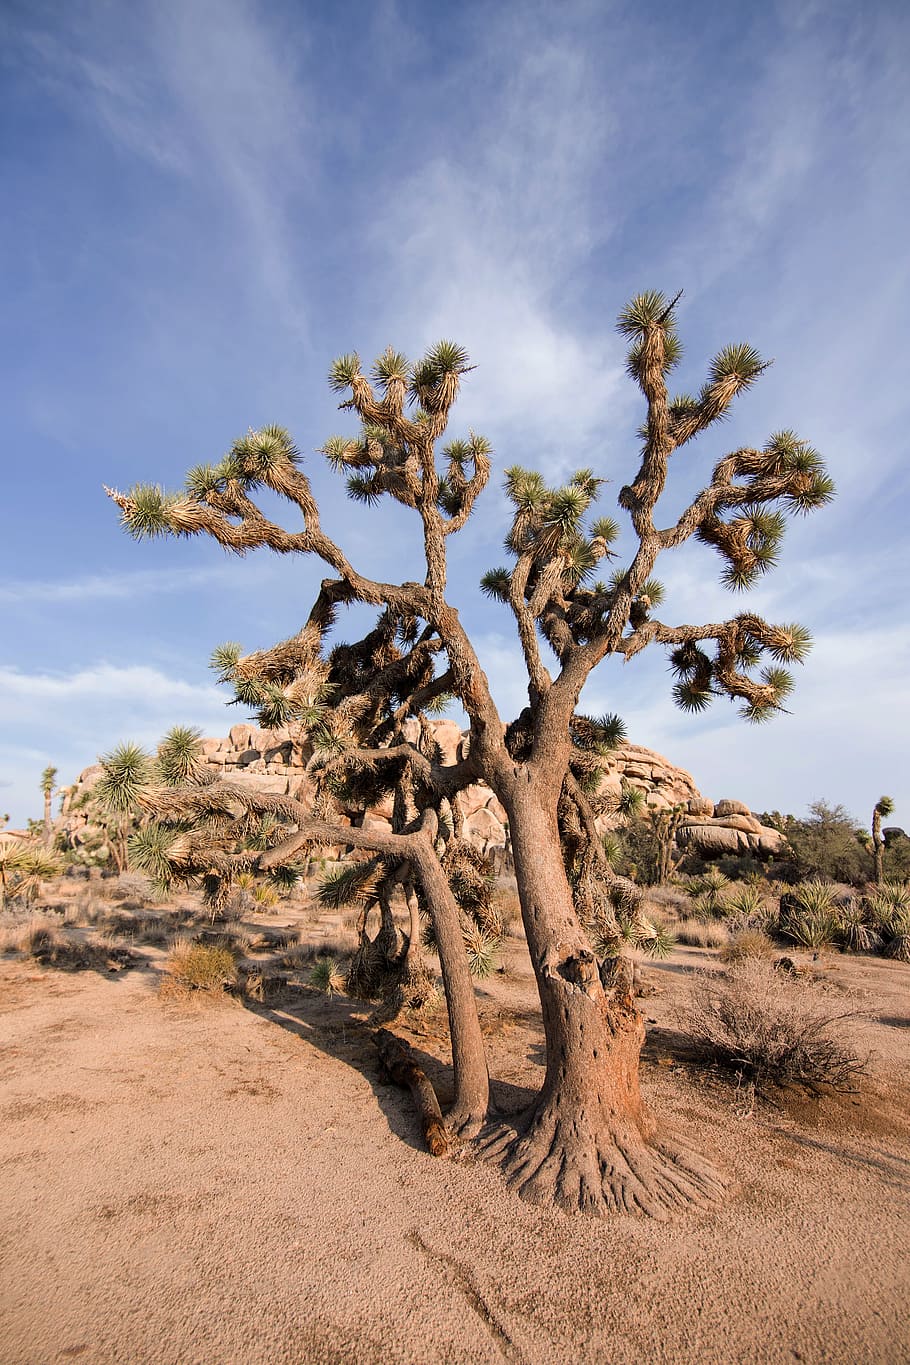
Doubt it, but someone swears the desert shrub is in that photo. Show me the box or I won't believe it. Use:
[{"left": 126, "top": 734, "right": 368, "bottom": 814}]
[
  {"left": 720, "top": 929, "right": 775, "bottom": 963},
  {"left": 766, "top": 801, "right": 870, "bottom": 885},
  {"left": 6, "top": 917, "right": 137, "bottom": 972},
  {"left": 105, "top": 872, "right": 157, "bottom": 904},
  {"left": 309, "top": 955, "right": 345, "bottom": 994},
  {"left": 881, "top": 830, "right": 910, "bottom": 882},
  {"left": 676, "top": 918, "right": 730, "bottom": 949},
  {"left": 679, "top": 958, "right": 865, "bottom": 1092},
  {"left": 644, "top": 885, "right": 690, "bottom": 917},
  {"left": 163, "top": 941, "right": 237, "bottom": 994}
]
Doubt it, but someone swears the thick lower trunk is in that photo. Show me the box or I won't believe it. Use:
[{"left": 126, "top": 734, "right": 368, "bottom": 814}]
[{"left": 477, "top": 784, "right": 724, "bottom": 1217}]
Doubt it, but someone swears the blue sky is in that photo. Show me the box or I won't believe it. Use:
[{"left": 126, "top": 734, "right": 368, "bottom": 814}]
[{"left": 1, "top": 0, "right": 908, "bottom": 832}]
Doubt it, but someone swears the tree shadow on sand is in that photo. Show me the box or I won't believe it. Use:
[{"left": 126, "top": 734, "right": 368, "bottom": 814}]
[{"left": 238, "top": 985, "right": 537, "bottom": 1152}]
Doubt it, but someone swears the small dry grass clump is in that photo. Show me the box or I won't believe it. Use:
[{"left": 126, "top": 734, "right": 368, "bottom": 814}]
[
  {"left": 161, "top": 941, "right": 237, "bottom": 1000},
  {"left": 679, "top": 958, "right": 865, "bottom": 1093},
  {"left": 3, "top": 916, "right": 136, "bottom": 972},
  {"left": 720, "top": 929, "right": 776, "bottom": 963},
  {"left": 676, "top": 918, "right": 730, "bottom": 949}
]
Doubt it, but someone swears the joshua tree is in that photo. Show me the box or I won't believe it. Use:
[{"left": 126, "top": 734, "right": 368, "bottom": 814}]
[
  {"left": 872, "top": 795, "right": 895, "bottom": 885},
  {"left": 108, "top": 289, "right": 832, "bottom": 1217},
  {"left": 40, "top": 766, "right": 57, "bottom": 845}
]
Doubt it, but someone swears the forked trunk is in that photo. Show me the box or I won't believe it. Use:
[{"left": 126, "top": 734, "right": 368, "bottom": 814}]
[{"left": 477, "top": 783, "right": 725, "bottom": 1218}]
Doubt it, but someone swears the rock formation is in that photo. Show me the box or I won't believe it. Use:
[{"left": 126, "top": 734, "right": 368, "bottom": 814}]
[{"left": 59, "top": 723, "right": 784, "bottom": 863}]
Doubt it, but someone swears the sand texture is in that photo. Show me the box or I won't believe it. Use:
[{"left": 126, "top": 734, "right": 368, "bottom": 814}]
[{"left": 1, "top": 909, "right": 909, "bottom": 1364}]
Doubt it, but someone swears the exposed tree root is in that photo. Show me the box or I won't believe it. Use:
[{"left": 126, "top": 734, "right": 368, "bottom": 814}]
[
  {"left": 444, "top": 1105, "right": 486, "bottom": 1142},
  {"left": 474, "top": 1101, "right": 727, "bottom": 1220}
]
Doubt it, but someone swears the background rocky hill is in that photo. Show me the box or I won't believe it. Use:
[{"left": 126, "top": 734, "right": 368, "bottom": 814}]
[{"left": 59, "top": 720, "right": 784, "bottom": 863}]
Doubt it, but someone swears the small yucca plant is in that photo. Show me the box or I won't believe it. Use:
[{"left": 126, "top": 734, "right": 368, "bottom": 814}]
[
  {"left": 781, "top": 909, "right": 838, "bottom": 950},
  {"left": 835, "top": 900, "right": 881, "bottom": 954},
  {"left": 726, "top": 884, "right": 765, "bottom": 920},
  {"left": 462, "top": 922, "right": 500, "bottom": 978},
  {"left": 779, "top": 879, "right": 839, "bottom": 948},
  {"left": 252, "top": 884, "right": 280, "bottom": 908},
  {"left": 641, "top": 919, "right": 676, "bottom": 959},
  {"left": 791, "top": 879, "right": 838, "bottom": 916},
  {"left": 884, "top": 918, "right": 910, "bottom": 964},
  {"left": 309, "top": 955, "right": 345, "bottom": 994}
]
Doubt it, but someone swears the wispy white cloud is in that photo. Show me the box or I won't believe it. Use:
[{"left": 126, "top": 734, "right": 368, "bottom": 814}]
[
  {"left": 369, "top": 20, "right": 629, "bottom": 469},
  {"left": 17, "top": 0, "right": 314, "bottom": 337},
  {"left": 0, "top": 662, "right": 236, "bottom": 825},
  {"left": 0, "top": 558, "right": 279, "bottom": 606},
  {"left": 0, "top": 662, "right": 224, "bottom": 713}
]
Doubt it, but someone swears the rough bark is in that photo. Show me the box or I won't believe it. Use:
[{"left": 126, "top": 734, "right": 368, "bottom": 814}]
[
  {"left": 375, "top": 1028, "right": 449, "bottom": 1156},
  {"left": 475, "top": 781, "right": 725, "bottom": 1218},
  {"left": 410, "top": 839, "right": 490, "bottom": 1136}
]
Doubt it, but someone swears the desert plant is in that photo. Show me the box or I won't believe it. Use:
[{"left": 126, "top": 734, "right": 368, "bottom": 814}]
[
  {"left": 163, "top": 941, "right": 237, "bottom": 994},
  {"left": 40, "top": 766, "right": 57, "bottom": 844},
  {"left": 676, "top": 918, "right": 730, "bottom": 949},
  {"left": 462, "top": 921, "right": 500, "bottom": 978},
  {"left": 778, "top": 879, "right": 839, "bottom": 948},
  {"left": 0, "top": 836, "right": 62, "bottom": 911},
  {"left": 768, "top": 801, "right": 870, "bottom": 885},
  {"left": 834, "top": 900, "right": 881, "bottom": 954},
  {"left": 866, "top": 883, "right": 910, "bottom": 961},
  {"left": 109, "top": 288, "right": 832, "bottom": 1217},
  {"left": 252, "top": 884, "right": 280, "bottom": 909},
  {"left": 720, "top": 929, "right": 775, "bottom": 963},
  {"left": 679, "top": 958, "right": 865, "bottom": 1092},
  {"left": 687, "top": 869, "right": 730, "bottom": 921},
  {"left": 871, "top": 795, "right": 895, "bottom": 885},
  {"left": 309, "top": 955, "right": 346, "bottom": 994}
]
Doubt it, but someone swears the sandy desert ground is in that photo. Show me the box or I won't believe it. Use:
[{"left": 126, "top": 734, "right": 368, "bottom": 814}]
[{"left": 1, "top": 885, "right": 909, "bottom": 1365}]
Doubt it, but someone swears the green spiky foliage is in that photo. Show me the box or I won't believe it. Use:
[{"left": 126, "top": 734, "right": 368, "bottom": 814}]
[
  {"left": 157, "top": 726, "right": 206, "bottom": 787},
  {"left": 779, "top": 880, "right": 840, "bottom": 948},
  {"left": 0, "top": 835, "right": 62, "bottom": 910},
  {"left": 309, "top": 956, "right": 346, "bottom": 994}
]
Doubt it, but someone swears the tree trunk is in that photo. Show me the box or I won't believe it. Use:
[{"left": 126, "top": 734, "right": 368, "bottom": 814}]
[
  {"left": 411, "top": 840, "right": 489, "bottom": 1137},
  {"left": 477, "top": 782, "right": 725, "bottom": 1218},
  {"left": 43, "top": 792, "right": 53, "bottom": 845},
  {"left": 872, "top": 810, "right": 884, "bottom": 885}
]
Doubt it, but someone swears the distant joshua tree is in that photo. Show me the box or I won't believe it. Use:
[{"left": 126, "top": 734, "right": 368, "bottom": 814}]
[
  {"left": 40, "top": 766, "right": 57, "bottom": 845},
  {"left": 108, "top": 289, "right": 832, "bottom": 1218},
  {"left": 872, "top": 795, "right": 895, "bottom": 885}
]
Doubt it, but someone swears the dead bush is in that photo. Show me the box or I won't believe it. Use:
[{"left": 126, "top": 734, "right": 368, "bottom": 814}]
[
  {"left": 676, "top": 918, "right": 729, "bottom": 949},
  {"left": 720, "top": 929, "right": 776, "bottom": 963},
  {"left": 7, "top": 917, "right": 137, "bottom": 972},
  {"left": 678, "top": 958, "right": 865, "bottom": 1093},
  {"left": 161, "top": 941, "right": 237, "bottom": 999}
]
